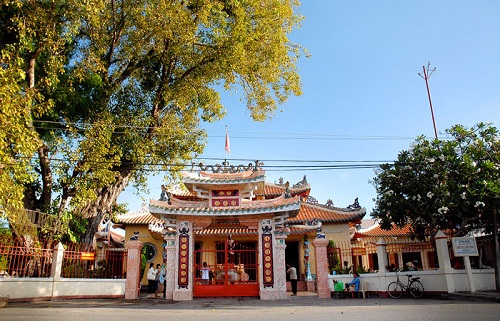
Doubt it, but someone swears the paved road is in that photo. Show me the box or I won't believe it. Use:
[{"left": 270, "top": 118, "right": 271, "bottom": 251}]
[{"left": 1, "top": 296, "right": 499, "bottom": 321}]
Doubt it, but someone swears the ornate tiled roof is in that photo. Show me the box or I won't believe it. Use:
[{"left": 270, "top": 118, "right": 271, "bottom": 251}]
[
  {"left": 355, "top": 223, "right": 412, "bottom": 237},
  {"left": 193, "top": 226, "right": 315, "bottom": 236},
  {"left": 117, "top": 212, "right": 164, "bottom": 225},
  {"left": 287, "top": 202, "right": 365, "bottom": 224},
  {"left": 195, "top": 227, "right": 258, "bottom": 236},
  {"left": 117, "top": 211, "right": 317, "bottom": 236},
  {"left": 149, "top": 194, "right": 301, "bottom": 216}
]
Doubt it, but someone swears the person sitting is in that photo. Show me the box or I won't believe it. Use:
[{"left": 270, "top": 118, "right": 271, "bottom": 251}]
[{"left": 345, "top": 271, "right": 361, "bottom": 298}]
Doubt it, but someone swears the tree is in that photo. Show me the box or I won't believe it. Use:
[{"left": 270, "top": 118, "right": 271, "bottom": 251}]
[
  {"left": 371, "top": 122, "right": 500, "bottom": 291},
  {"left": 1, "top": 0, "right": 80, "bottom": 243},
  {"left": 1, "top": 0, "right": 304, "bottom": 243}
]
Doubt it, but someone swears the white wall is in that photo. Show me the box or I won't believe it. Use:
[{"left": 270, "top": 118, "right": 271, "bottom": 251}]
[
  {"left": 328, "top": 269, "right": 496, "bottom": 294},
  {"left": 0, "top": 278, "right": 125, "bottom": 301}
]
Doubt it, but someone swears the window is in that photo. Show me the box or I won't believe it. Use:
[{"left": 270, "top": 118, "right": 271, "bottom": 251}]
[{"left": 142, "top": 243, "right": 157, "bottom": 263}]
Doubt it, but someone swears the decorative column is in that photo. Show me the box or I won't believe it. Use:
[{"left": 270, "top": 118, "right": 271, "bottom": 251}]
[
  {"left": 274, "top": 233, "right": 288, "bottom": 299},
  {"left": 312, "top": 237, "right": 330, "bottom": 298},
  {"left": 124, "top": 240, "right": 143, "bottom": 300},
  {"left": 173, "top": 221, "right": 193, "bottom": 301},
  {"left": 303, "top": 235, "right": 313, "bottom": 281},
  {"left": 163, "top": 233, "right": 176, "bottom": 300},
  {"left": 259, "top": 219, "right": 280, "bottom": 300}
]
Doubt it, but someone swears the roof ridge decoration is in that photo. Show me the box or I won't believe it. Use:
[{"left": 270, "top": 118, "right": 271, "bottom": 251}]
[
  {"left": 293, "top": 175, "right": 308, "bottom": 188},
  {"left": 274, "top": 175, "right": 310, "bottom": 189},
  {"left": 304, "top": 196, "right": 363, "bottom": 212},
  {"left": 195, "top": 159, "right": 263, "bottom": 173}
]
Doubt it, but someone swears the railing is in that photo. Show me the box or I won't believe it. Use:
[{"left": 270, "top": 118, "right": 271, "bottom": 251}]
[
  {"left": 0, "top": 239, "right": 53, "bottom": 278},
  {"left": 0, "top": 238, "right": 126, "bottom": 279},
  {"left": 328, "top": 239, "right": 437, "bottom": 274},
  {"left": 61, "top": 243, "right": 127, "bottom": 279}
]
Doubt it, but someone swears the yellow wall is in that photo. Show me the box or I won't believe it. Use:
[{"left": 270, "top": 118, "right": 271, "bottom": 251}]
[{"left": 124, "top": 226, "right": 165, "bottom": 285}]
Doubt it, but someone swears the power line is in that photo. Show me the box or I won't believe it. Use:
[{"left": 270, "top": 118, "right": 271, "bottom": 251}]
[
  {"left": 3, "top": 156, "right": 388, "bottom": 172},
  {"left": 32, "top": 120, "right": 444, "bottom": 141}
]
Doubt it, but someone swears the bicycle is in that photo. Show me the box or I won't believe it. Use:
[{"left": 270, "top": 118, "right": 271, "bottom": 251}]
[{"left": 387, "top": 272, "right": 424, "bottom": 298}]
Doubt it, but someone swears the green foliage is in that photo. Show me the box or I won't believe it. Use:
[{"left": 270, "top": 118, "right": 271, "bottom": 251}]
[
  {"left": 327, "top": 241, "right": 353, "bottom": 275},
  {"left": 372, "top": 122, "right": 500, "bottom": 239},
  {"left": 0, "top": 255, "right": 7, "bottom": 272},
  {"left": 63, "top": 261, "right": 86, "bottom": 278},
  {"left": 1, "top": 0, "right": 305, "bottom": 242},
  {"left": 355, "top": 265, "right": 371, "bottom": 274},
  {"left": 0, "top": 224, "right": 12, "bottom": 240},
  {"left": 59, "top": 212, "right": 88, "bottom": 243},
  {"left": 140, "top": 248, "right": 148, "bottom": 279}
]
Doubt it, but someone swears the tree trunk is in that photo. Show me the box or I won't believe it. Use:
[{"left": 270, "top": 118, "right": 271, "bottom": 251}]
[
  {"left": 37, "top": 144, "right": 52, "bottom": 211},
  {"left": 81, "top": 170, "right": 132, "bottom": 245}
]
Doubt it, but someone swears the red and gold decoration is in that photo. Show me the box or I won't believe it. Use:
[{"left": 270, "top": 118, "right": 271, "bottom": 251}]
[
  {"left": 211, "top": 190, "right": 239, "bottom": 207},
  {"left": 261, "top": 233, "right": 274, "bottom": 288},
  {"left": 178, "top": 232, "right": 190, "bottom": 289}
]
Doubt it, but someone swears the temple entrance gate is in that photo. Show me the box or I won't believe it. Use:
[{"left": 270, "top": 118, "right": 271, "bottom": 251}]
[{"left": 193, "top": 238, "right": 259, "bottom": 297}]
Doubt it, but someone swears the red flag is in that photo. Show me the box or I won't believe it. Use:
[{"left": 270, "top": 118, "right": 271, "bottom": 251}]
[{"left": 225, "top": 131, "right": 230, "bottom": 153}]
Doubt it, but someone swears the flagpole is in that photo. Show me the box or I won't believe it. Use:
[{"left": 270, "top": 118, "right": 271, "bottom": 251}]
[{"left": 225, "top": 125, "right": 231, "bottom": 155}]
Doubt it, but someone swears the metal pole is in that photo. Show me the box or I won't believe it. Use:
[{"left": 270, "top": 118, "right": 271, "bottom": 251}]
[
  {"left": 422, "top": 65, "right": 439, "bottom": 140},
  {"left": 419, "top": 63, "right": 438, "bottom": 139}
]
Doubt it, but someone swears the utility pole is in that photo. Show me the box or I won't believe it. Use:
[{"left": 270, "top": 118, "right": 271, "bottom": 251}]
[{"left": 418, "top": 62, "right": 438, "bottom": 140}]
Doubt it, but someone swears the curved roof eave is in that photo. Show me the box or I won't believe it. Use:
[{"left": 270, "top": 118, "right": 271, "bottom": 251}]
[{"left": 149, "top": 203, "right": 301, "bottom": 217}]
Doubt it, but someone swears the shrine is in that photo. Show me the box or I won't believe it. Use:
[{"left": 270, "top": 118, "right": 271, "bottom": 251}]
[{"left": 118, "top": 160, "right": 365, "bottom": 300}]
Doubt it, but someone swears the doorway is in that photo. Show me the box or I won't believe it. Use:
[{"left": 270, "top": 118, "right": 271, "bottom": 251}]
[{"left": 193, "top": 238, "right": 259, "bottom": 297}]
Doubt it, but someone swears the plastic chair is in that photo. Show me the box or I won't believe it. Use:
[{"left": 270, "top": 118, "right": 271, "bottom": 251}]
[{"left": 360, "top": 282, "right": 369, "bottom": 299}]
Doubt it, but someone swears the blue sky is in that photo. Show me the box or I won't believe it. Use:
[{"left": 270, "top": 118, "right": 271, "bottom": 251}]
[{"left": 119, "top": 0, "right": 500, "bottom": 216}]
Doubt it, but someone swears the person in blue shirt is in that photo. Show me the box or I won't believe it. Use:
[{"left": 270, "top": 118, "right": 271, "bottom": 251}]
[{"left": 346, "top": 271, "right": 361, "bottom": 298}]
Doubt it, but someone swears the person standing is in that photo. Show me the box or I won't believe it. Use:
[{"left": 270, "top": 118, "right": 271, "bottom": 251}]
[
  {"left": 287, "top": 264, "right": 298, "bottom": 296},
  {"left": 154, "top": 263, "right": 161, "bottom": 298},
  {"left": 146, "top": 263, "right": 157, "bottom": 298},
  {"left": 201, "top": 262, "right": 210, "bottom": 284},
  {"left": 159, "top": 264, "right": 166, "bottom": 296}
]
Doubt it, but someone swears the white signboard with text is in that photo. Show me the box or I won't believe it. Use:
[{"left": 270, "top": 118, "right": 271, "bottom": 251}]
[{"left": 452, "top": 237, "right": 479, "bottom": 257}]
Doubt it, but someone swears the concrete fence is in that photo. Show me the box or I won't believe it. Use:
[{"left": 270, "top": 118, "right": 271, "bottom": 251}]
[
  {"left": 1, "top": 231, "right": 496, "bottom": 301},
  {"left": 0, "top": 242, "right": 126, "bottom": 302},
  {"left": 325, "top": 230, "right": 496, "bottom": 298}
]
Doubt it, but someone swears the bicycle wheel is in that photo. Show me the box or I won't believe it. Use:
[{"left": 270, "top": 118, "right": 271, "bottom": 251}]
[
  {"left": 410, "top": 280, "right": 424, "bottom": 298},
  {"left": 387, "top": 281, "right": 403, "bottom": 298}
]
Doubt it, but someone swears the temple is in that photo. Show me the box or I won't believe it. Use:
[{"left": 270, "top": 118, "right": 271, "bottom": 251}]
[{"left": 118, "top": 160, "right": 365, "bottom": 300}]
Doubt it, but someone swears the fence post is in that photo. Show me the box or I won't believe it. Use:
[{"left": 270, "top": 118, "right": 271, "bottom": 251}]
[
  {"left": 125, "top": 240, "right": 143, "bottom": 299},
  {"left": 51, "top": 242, "right": 65, "bottom": 279},
  {"left": 376, "top": 238, "right": 389, "bottom": 296},
  {"left": 434, "top": 230, "right": 455, "bottom": 293},
  {"left": 50, "top": 242, "right": 65, "bottom": 300},
  {"left": 376, "top": 238, "right": 388, "bottom": 275},
  {"left": 313, "top": 237, "right": 330, "bottom": 298}
]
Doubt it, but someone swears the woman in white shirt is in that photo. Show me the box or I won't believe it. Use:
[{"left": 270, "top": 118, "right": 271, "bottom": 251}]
[{"left": 146, "top": 263, "right": 157, "bottom": 298}]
